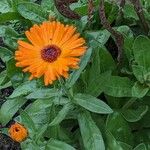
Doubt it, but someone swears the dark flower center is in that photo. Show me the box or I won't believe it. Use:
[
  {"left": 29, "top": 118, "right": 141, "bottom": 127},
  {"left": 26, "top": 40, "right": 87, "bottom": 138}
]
[
  {"left": 15, "top": 128, "right": 19, "bottom": 132},
  {"left": 41, "top": 45, "right": 61, "bottom": 62}
]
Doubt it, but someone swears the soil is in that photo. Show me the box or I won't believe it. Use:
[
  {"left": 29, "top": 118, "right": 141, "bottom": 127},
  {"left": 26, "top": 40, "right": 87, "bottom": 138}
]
[
  {"left": 0, "top": 134, "right": 21, "bottom": 150},
  {"left": 0, "top": 36, "right": 21, "bottom": 149}
]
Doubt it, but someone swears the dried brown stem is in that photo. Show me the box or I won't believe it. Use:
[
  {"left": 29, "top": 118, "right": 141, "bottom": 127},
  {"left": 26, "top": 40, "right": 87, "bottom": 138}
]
[
  {"left": 120, "top": 0, "right": 125, "bottom": 8},
  {"left": 99, "top": 0, "right": 124, "bottom": 62},
  {"left": 130, "top": 0, "right": 149, "bottom": 33},
  {"left": 54, "top": 0, "right": 81, "bottom": 20},
  {"left": 88, "top": 0, "right": 94, "bottom": 25}
]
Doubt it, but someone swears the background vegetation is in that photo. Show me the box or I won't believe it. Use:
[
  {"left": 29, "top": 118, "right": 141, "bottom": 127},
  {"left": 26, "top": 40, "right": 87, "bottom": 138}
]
[{"left": 0, "top": 0, "right": 150, "bottom": 149}]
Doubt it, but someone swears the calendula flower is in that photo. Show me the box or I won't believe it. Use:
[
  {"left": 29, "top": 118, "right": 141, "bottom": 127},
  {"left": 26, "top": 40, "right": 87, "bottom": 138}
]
[
  {"left": 15, "top": 21, "right": 87, "bottom": 85},
  {"left": 9, "top": 123, "right": 28, "bottom": 142}
]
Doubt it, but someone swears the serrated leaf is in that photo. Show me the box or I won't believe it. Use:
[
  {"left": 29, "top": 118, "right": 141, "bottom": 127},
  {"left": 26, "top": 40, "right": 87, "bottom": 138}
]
[
  {"left": 74, "top": 93, "right": 113, "bottom": 114},
  {"left": 17, "top": 2, "right": 48, "bottom": 23},
  {"left": 78, "top": 111, "right": 105, "bottom": 150}
]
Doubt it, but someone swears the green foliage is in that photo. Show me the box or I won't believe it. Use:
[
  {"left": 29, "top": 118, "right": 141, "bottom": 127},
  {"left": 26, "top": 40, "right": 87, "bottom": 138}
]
[
  {"left": 74, "top": 93, "right": 113, "bottom": 114},
  {"left": 17, "top": 2, "right": 49, "bottom": 23},
  {"left": 0, "top": 0, "right": 150, "bottom": 149},
  {"left": 78, "top": 111, "right": 105, "bottom": 150}
]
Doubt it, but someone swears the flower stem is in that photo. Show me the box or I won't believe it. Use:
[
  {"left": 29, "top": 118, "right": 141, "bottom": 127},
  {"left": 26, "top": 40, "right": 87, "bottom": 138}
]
[{"left": 59, "top": 78, "right": 74, "bottom": 101}]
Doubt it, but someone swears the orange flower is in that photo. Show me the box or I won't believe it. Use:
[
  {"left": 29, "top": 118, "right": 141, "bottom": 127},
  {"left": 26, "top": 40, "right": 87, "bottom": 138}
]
[
  {"left": 15, "top": 21, "right": 87, "bottom": 85},
  {"left": 9, "top": 122, "right": 28, "bottom": 142}
]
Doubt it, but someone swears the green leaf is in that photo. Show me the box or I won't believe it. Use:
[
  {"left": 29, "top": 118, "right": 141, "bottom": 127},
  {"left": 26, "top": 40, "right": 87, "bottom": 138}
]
[
  {"left": 26, "top": 88, "right": 59, "bottom": 99},
  {"left": 132, "top": 82, "right": 149, "bottom": 98},
  {"left": 86, "top": 30, "right": 111, "bottom": 46},
  {"left": 0, "top": 46, "right": 13, "bottom": 62},
  {"left": 87, "top": 47, "right": 116, "bottom": 88},
  {"left": 134, "top": 143, "right": 147, "bottom": 150},
  {"left": 0, "top": 98, "right": 27, "bottom": 125},
  {"left": 0, "top": 70, "right": 8, "bottom": 85},
  {"left": 2, "top": 27, "right": 20, "bottom": 49},
  {"left": 98, "top": 47, "right": 116, "bottom": 73},
  {"left": 133, "top": 129, "right": 150, "bottom": 148},
  {"left": 107, "top": 3, "right": 119, "bottom": 24},
  {"left": 121, "top": 105, "right": 149, "bottom": 122},
  {"left": 123, "top": 4, "right": 139, "bottom": 20},
  {"left": 46, "top": 139, "right": 76, "bottom": 150},
  {"left": 9, "top": 80, "right": 37, "bottom": 98},
  {"left": 46, "top": 104, "right": 58, "bottom": 139},
  {"left": 21, "top": 140, "right": 41, "bottom": 150},
  {"left": 103, "top": 76, "right": 133, "bottom": 97},
  {"left": 17, "top": 2, "right": 48, "bottom": 23},
  {"left": 6, "top": 58, "right": 23, "bottom": 87},
  {"left": 105, "top": 130, "right": 124, "bottom": 150},
  {"left": 49, "top": 103, "right": 73, "bottom": 126},
  {"left": 133, "top": 36, "right": 150, "bottom": 77},
  {"left": 20, "top": 110, "right": 37, "bottom": 138},
  {"left": 78, "top": 111, "right": 105, "bottom": 150},
  {"left": 41, "top": 0, "right": 54, "bottom": 10},
  {"left": 106, "top": 112, "right": 133, "bottom": 146},
  {"left": 0, "top": 0, "right": 10, "bottom": 13},
  {"left": 74, "top": 93, "right": 113, "bottom": 114},
  {"left": 66, "top": 47, "right": 92, "bottom": 88},
  {"left": 0, "top": 81, "right": 12, "bottom": 90},
  {"left": 25, "top": 99, "right": 52, "bottom": 128},
  {"left": 118, "top": 142, "right": 132, "bottom": 150},
  {"left": 85, "top": 71, "right": 111, "bottom": 97},
  {"left": 0, "top": 12, "right": 23, "bottom": 24},
  {"left": 0, "top": 25, "right": 7, "bottom": 36},
  {"left": 132, "top": 65, "right": 145, "bottom": 83}
]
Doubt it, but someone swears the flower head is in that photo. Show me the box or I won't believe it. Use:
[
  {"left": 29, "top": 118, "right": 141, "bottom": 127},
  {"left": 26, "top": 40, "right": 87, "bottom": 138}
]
[
  {"left": 15, "top": 21, "right": 87, "bottom": 85},
  {"left": 9, "top": 122, "right": 28, "bottom": 142}
]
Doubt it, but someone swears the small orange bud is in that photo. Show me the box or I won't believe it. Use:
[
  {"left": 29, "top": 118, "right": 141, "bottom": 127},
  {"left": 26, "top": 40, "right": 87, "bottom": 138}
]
[{"left": 8, "top": 122, "right": 28, "bottom": 142}]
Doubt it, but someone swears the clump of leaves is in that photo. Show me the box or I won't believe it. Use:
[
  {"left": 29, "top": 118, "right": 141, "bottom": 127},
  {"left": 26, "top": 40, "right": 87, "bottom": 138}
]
[{"left": 0, "top": 0, "right": 150, "bottom": 150}]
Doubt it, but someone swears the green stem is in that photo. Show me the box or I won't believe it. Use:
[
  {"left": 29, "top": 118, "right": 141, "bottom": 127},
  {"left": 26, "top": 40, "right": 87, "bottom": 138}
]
[{"left": 58, "top": 78, "right": 74, "bottom": 101}]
